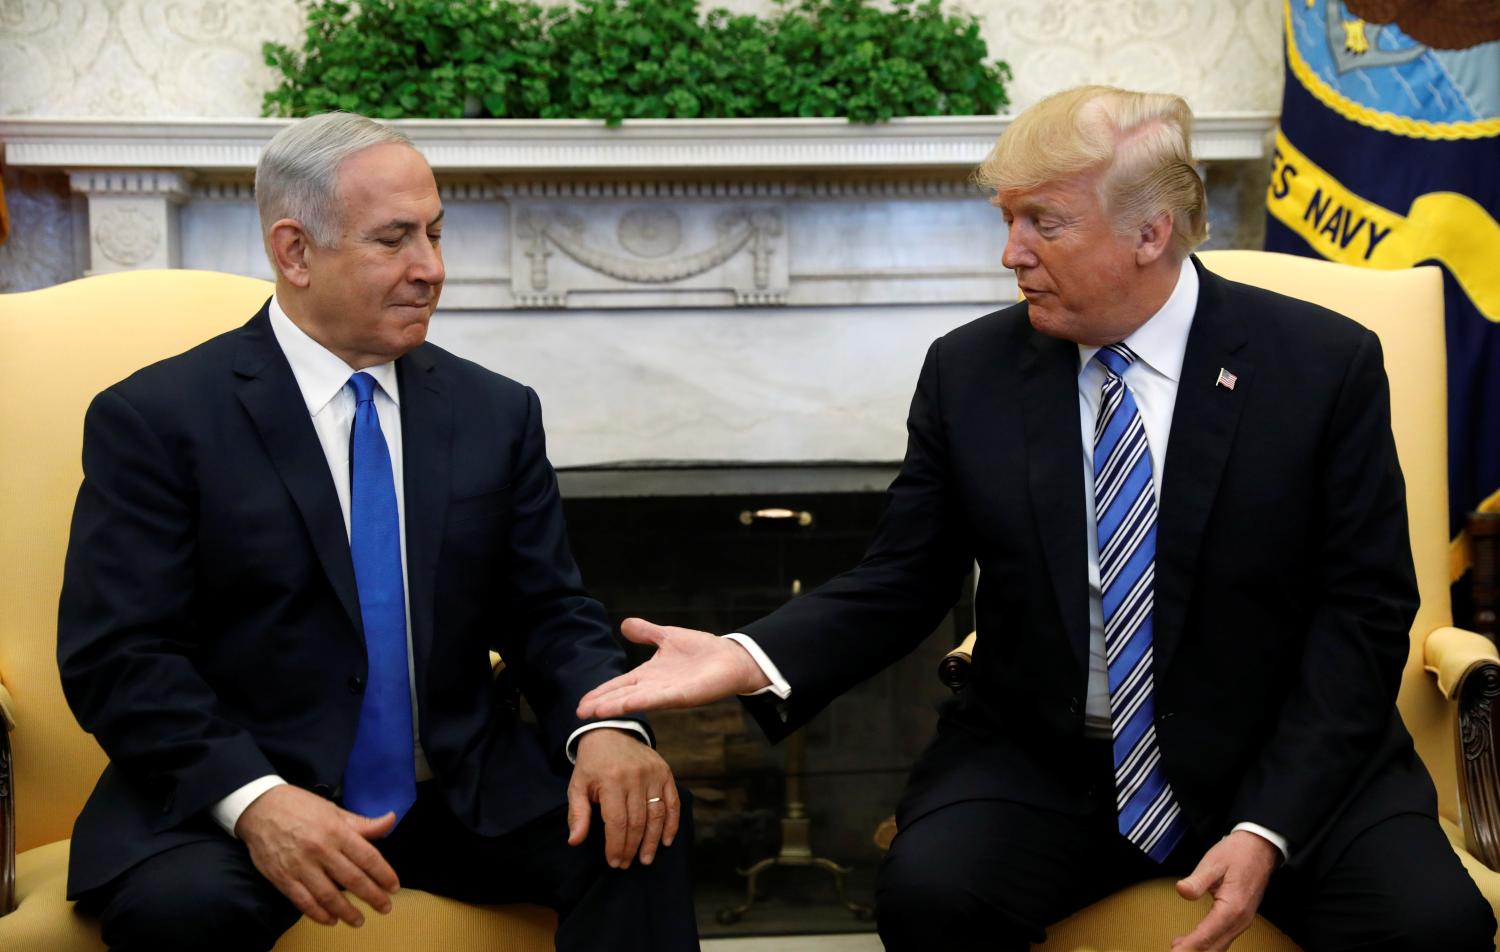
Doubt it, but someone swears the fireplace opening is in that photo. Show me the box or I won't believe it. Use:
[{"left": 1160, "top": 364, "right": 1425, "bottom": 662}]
[{"left": 559, "top": 463, "right": 975, "bottom": 936}]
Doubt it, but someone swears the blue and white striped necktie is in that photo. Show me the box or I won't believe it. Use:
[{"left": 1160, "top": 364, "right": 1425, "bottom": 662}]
[{"left": 1093, "top": 343, "right": 1185, "bottom": 863}]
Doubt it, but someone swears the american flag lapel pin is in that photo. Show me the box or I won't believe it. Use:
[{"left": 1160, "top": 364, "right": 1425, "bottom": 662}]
[{"left": 1216, "top": 367, "right": 1238, "bottom": 391}]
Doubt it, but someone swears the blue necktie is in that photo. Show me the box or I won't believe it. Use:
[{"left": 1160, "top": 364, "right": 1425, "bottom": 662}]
[
  {"left": 1093, "top": 344, "right": 1185, "bottom": 863},
  {"left": 341, "top": 372, "right": 416, "bottom": 823}
]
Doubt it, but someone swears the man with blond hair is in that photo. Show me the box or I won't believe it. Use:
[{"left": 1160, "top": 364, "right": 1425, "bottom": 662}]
[
  {"left": 58, "top": 112, "right": 698, "bottom": 951},
  {"left": 576, "top": 86, "right": 1494, "bottom": 950}
]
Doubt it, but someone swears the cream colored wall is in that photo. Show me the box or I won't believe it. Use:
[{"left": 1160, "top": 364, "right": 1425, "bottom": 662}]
[
  {"left": 0, "top": 0, "right": 1282, "bottom": 118},
  {"left": 0, "top": 0, "right": 305, "bottom": 118},
  {"left": 975, "top": 0, "right": 1284, "bottom": 112}
]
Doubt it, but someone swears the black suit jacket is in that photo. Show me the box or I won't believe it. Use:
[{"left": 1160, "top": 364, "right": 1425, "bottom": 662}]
[
  {"left": 58, "top": 303, "right": 641, "bottom": 896},
  {"left": 741, "top": 257, "right": 1431, "bottom": 866}
]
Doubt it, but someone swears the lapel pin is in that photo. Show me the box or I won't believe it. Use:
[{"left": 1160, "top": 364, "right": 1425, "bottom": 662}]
[{"left": 1215, "top": 367, "right": 1238, "bottom": 391}]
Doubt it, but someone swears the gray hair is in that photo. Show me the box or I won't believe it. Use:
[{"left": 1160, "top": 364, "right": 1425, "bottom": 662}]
[{"left": 255, "top": 112, "right": 413, "bottom": 263}]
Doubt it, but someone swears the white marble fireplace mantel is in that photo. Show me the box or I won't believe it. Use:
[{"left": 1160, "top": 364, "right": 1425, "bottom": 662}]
[
  {"left": 0, "top": 113, "right": 1275, "bottom": 171},
  {"left": 0, "top": 114, "right": 1276, "bottom": 468}
]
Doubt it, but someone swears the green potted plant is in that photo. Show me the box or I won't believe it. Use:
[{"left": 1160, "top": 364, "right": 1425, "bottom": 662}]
[{"left": 262, "top": 0, "right": 1010, "bottom": 123}]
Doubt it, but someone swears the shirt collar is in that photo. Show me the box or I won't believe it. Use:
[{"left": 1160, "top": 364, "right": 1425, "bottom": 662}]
[
  {"left": 268, "top": 295, "right": 400, "bottom": 415},
  {"left": 1078, "top": 256, "right": 1198, "bottom": 382}
]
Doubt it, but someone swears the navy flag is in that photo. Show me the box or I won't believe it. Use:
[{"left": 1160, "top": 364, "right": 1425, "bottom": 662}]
[{"left": 1265, "top": 0, "right": 1500, "bottom": 582}]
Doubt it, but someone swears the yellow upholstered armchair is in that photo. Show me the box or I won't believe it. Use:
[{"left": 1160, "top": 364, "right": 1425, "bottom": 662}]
[
  {"left": 931, "top": 251, "right": 1500, "bottom": 951},
  {"left": 0, "top": 270, "right": 555, "bottom": 950}
]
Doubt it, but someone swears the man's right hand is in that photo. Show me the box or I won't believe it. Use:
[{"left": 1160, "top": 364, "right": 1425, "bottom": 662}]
[
  {"left": 576, "top": 618, "right": 771, "bottom": 719},
  {"left": 235, "top": 784, "right": 401, "bottom": 927}
]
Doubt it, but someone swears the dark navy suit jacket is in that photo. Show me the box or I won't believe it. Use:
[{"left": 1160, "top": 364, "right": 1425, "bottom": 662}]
[
  {"left": 58, "top": 302, "right": 641, "bottom": 896},
  {"left": 741, "top": 257, "right": 1433, "bottom": 869}
]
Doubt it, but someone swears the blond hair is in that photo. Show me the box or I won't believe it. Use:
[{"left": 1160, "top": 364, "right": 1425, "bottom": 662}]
[
  {"left": 255, "top": 112, "right": 413, "bottom": 264},
  {"left": 976, "top": 86, "right": 1208, "bottom": 257}
]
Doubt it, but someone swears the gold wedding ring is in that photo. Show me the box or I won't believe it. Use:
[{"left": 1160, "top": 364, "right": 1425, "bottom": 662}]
[{"left": 647, "top": 796, "right": 663, "bottom": 804}]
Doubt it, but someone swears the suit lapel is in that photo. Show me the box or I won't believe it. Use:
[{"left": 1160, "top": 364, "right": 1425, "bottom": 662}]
[
  {"left": 1154, "top": 258, "right": 1253, "bottom": 678},
  {"left": 1020, "top": 321, "right": 1092, "bottom": 675},
  {"left": 396, "top": 345, "right": 451, "bottom": 702},
  {"left": 232, "top": 307, "right": 363, "bottom": 637}
]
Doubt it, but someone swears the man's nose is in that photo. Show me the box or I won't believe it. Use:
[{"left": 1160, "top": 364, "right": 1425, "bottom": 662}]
[
  {"left": 1001, "top": 225, "right": 1033, "bottom": 271},
  {"left": 410, "top": 237, "right": 444, "bottom": 286}
]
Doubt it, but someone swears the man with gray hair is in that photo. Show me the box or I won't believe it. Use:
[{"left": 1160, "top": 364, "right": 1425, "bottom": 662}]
[
  {"left": 576, "top": 86, "right": 1494, "bottom": 950},
  {"left": 57, "top": 111, "right": 698, "bottom": 951}
]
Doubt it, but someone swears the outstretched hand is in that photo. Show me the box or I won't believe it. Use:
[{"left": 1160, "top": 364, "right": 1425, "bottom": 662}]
[{"left": 576, "top": 618, "right": 771, "bottom": 719}]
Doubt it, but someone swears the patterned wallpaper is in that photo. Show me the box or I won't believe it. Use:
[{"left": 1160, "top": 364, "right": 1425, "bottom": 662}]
[
  {"left": 0, "top": 0, "right": 1284, "bottom": 118},
  {"left": 0, "top": 0, "right": 305, "bottom": 117},
  {"left": 971, "top": 0, "right": 1285, "bottom": 113}
]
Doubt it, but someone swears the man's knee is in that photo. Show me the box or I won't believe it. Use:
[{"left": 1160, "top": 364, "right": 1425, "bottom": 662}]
[
  {"left": 1381, "top": 886, "right": 1495, "bottom": 952},
  {"left": 876, "top": 858, "right": 981, "bottom": 950},
  {"left": 86, "top": 845, "right": 295, "bottom": 952},
  {"left": 99, "top": 888, "right": 279, "bottom": 952},
  {"left": 875, "top": 834, "right": 1031, "bottom": 952},
  {"left": 1281, "top": 810, "right": 1498, "bottom": 952}
]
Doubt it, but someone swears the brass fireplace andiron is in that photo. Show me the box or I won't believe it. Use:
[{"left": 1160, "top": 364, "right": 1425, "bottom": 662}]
[{"left": 717, "top": 577, "right": 874, "bottom": 925}]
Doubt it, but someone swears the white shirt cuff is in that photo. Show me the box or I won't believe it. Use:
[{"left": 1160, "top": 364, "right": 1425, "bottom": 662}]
[
  {"left": 210, "top": 775, "right": 288, "bottom": 837},
  {"left": 1232, "top": 821, "right": 1290, "bottom": 863},
  {"left": 567, "top": 720, "right": 653, "bottom": 764},
  {"left": 723, "top": 633, "right": 792, "bottom": 699}
]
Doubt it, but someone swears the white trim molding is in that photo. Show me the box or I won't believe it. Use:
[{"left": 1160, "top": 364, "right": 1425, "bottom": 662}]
[{"left": 0, "top": 114, "right": 1276, "bottom": 172}]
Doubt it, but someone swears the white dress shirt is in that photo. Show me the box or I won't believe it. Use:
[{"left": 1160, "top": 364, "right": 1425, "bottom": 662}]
[
  {"left": 210, "top": 296, "right": 644, "bottom": 836},
  {"left": 731, "top": 258, "right": 1288, "bottom": 859}
]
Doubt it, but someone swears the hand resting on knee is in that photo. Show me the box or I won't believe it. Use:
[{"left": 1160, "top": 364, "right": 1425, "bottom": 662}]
[{"left": 236, "top": 784, "right": 401, "bottom": 928}]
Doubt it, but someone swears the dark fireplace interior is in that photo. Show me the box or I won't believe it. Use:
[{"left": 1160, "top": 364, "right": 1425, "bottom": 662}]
[{"left": 559, "top": 464, "right": 975, "bottom": 936}]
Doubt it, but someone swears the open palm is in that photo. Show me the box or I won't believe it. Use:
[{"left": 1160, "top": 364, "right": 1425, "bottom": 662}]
[{"left": 577, "top": 618, "right": 770, "bottom": 719}]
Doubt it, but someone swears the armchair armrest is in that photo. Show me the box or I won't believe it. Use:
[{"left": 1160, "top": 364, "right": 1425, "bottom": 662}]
[
  {"left": 1424, "top": 626, "right": 1499, "bottom": 699},
  {"left": 1, "top": 680, "right": 14, "bottom": 916},
  {"left": 938, "top": 632, "right": 978, "bottom": 693},
  {"left": 1424, "top": 626, "right": 1500, "bottom": 871}
]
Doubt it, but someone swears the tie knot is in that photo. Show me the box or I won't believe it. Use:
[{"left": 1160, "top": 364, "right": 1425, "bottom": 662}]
[
  {"left": 1095, "top": 343, "right": 1138, "bottom": 378},
  {"left": 348, "top": 372, "right": 378, "bottom": 406}
]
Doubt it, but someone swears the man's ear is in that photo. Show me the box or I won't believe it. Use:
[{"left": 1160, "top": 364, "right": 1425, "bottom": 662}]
[
  {"left": 268, "top": 219, "right": 314, "bottom": 288},
  {"left": 1135, "top": 210, "right": 1175, "bottom": 267}
]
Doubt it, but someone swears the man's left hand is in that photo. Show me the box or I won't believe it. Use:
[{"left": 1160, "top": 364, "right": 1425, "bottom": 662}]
[
  {"left": 567, "top": 727, "right": 681, "bottom": 869},
  {"left": 1172, "top": 829, "right": 1280, "bottom": 951}
]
